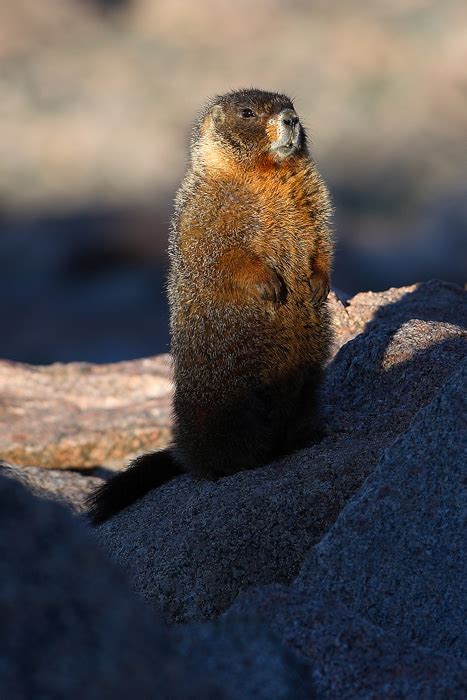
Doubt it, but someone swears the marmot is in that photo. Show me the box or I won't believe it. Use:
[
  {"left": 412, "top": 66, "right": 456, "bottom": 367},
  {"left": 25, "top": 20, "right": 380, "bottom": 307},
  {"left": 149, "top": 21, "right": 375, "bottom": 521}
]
[{"left": 87, "top": 88, "right": 333, "bottom": 525}]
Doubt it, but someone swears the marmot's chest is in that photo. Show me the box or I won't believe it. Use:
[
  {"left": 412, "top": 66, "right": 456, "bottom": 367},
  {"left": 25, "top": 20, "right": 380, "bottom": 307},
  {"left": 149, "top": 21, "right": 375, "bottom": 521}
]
[
  {"left": 254, "top": 201, "right": 315, "bottom": 280},
  {"left": 214, "top": 189, "right": 315, "bottom": 250},
  {"left": 178, "top": 177, "right": 317, "bottom": 285}
]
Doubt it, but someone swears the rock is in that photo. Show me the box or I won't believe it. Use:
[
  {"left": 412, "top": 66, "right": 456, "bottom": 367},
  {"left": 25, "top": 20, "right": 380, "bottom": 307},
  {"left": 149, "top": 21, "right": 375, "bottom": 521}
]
[
  {"left": 299, "top": 360, "right": 467, "bottom": 658},
  {"left": 0, "top": 474, "right": 315, "bottom": 699},
  {"left": 0, "top": 474, "right": 213, "bottom": 699},
  {"left": 227, "top": 586, "right": 467, "bottom": 699},
  {"left": 175, "top": 619, "right": 315, "bottom": 700},
  {"left": 1, "top": 281, "right": 463, "bottom": 472},
  {"left": 0, "top": 462, "right": 102, "bottom": 512},
  {"left": 326, "top": 291, "right": 353, "bottom": 352},
  {"left": 0, "top": 355, "right": 172, "bottom": 469},
  {"left": 323, "top": 316, "right": 465, "bottom": 439},
  {"left": 329, "top": 278, "right": 466, "bottom": 355},
  {"left": 1, "top": 280, "right": 465, "bottom": 694},
  {"left": 93, "top": 448, "right": 365, "bottom": 622},
  {"left": 323, "top": 281, "right": 466, "bottom": 444},
  {"left": 347, "top": 279, "right": 466, "bottom": 334},
  {"left": 93, "top": 283, "right": 466, "bottom": 622}
]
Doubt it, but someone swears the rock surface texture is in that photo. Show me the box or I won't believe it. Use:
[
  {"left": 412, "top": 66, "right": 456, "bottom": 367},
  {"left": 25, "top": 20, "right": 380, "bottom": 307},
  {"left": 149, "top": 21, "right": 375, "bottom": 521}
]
[
  {"left": 93, "top": 281, "right": 466, "bottom": 623},
  {"left": 1, "top": 280, "right": 466, "bottom": 698},
  {"left": 0, "top": 462, "right": 102, "bottom": 512},
  {"left": 0, "top": 354, "right": 172, "bottom": 469},
  {"left": 299, "top": 360, "right": 467, "bottom": 657},
  {"left": 0, "top": 475, "right": 315, "bottom": 699},
  {"left": 227, "top": 359, "right": 467, "bottom": 696},
  {"left": 227, "top": 586, "right": 467, "bottom": 699}
]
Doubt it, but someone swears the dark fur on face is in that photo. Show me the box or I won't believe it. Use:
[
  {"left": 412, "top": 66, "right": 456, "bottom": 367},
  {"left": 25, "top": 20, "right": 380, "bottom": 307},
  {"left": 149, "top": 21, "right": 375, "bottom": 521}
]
[{"left": 192, "top": 88, "right": 307, "bottom": 164}]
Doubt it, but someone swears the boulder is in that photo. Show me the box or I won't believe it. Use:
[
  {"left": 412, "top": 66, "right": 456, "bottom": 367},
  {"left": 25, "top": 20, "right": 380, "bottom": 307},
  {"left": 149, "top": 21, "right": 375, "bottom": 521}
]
[
  {"left": 0, "top": 355, "right": 172, "bottom": 469},
  {"left": 329, "top": 279, "right": 465, "bottom": 352},
  {"left": 0, "top": 462, "right": 102, "bottom": 512},
  {"left": 222, "top": 359, "right": 467, "bottom": 695},
  {"left": 333, "top": 279, "right": 465, "bottom": 340},
  {"left": 0, "top": 474, "right": 315, "bottom": 699},
  {"left": 299, "top": 360, "right": 467, "bottom": 657},
  {"left": 0, "top": 474, "right": 210, "bottom": 699},
  {"left": 93, "top": 283, "right": 466, "bottom": 622},
  {"left": 1, "top": 280, "right": 465, "bottom": 696},
  {"left": 227, "top": 585, "right": 467, "bottom": 699},
  {"left": 93, "top": 448, "right": 364, "bottom": 622},
  {"left": 175, "top": 619, "right": 314, "bottom": 700}
]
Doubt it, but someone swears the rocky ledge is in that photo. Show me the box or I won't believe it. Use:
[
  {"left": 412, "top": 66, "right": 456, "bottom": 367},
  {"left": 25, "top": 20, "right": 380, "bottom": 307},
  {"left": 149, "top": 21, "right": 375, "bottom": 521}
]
[{"left": 1, "top": 279, "right": 466, "bottom": 698}]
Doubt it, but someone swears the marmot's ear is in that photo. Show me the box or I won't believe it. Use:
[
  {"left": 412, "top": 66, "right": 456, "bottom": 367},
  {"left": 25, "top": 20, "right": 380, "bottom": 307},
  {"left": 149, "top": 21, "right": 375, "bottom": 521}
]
[{"left": 211, "top": 105, "right": 225, "bottom": 125}]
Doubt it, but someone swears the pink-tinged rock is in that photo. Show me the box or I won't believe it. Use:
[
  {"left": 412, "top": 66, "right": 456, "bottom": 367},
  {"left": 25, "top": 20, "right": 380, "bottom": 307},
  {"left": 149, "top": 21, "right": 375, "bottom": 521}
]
[
  {"left": 0, "top": 355, "right": 173, "bottom": 469},
  {"left": 1, "top": 280, "right": 464, "bottom": 472},
  {"left": 330, "top": 279, "right": 466, "bottom": 352}
]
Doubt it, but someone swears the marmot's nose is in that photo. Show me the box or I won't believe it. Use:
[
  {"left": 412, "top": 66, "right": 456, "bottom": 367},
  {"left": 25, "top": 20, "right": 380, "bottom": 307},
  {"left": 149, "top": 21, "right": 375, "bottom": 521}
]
[{"left": 280, "top": 109, "right": 299, "bottom": 128}]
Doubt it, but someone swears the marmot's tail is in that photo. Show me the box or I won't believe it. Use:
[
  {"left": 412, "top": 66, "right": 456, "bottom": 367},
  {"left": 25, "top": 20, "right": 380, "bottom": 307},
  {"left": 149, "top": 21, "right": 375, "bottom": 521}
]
[{"left": 86, "top": 449, "right": 183, "bottom": 526}]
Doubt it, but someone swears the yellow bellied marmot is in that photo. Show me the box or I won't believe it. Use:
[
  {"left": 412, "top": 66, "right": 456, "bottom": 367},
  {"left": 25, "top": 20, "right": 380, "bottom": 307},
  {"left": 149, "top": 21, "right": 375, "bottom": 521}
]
[{"left": 87, "top": 88, "right": 333, "bottom": 525}]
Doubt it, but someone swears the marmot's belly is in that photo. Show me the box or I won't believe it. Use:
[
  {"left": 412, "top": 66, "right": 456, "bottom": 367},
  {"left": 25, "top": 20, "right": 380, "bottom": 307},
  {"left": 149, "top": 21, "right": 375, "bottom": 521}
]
[
  {"left": 172, "top": 293, "right": 328, "bottom": 397},
  {"left": 263, "top": 298, "right": 328, "bottom": 381}
]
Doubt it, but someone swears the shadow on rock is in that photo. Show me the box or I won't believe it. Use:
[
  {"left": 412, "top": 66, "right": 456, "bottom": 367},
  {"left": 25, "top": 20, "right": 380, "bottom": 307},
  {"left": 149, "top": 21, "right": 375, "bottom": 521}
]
[
  {"left": 0, "top": 475, "right": 315, "bottom": 699},
  {"left": 227, "top": 361, "right": 466, "bottom": 695}
]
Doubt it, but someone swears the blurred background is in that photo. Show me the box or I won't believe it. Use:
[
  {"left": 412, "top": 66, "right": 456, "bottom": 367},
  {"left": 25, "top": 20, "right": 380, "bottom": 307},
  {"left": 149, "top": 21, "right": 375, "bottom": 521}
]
[{"left": 1, "top": 0, "right": 466, "bottom": 364}]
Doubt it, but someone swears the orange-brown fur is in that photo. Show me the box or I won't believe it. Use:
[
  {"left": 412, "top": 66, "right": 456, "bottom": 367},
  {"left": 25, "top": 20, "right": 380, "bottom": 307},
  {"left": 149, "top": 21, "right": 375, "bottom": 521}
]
[
  {"left": 87, "top": 88, "right": 333, "bottom": 524},
  {"left": 169, "top": 89, "right": 333, "bottom": 475}
]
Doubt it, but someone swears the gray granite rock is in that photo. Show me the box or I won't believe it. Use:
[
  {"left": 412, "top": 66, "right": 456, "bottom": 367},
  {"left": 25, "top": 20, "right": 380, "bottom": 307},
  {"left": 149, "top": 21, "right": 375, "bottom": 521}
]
[
  {"left": 93, "top": 451, "right": 359, "bottom": 622},
  {"left": 0, "top": 461, "right": 102, "bottom": 512},
  {"left": 175, "top": 619, "right": 314, "bottom": 700},
  {"left": 323, "top": 315, "right": 466, "bottom": 439},
  {"left": 299, "top": 360, "right": 467, "bottom": 658},
  {"left": 227, "top": 585, "right": 467, "bottom": 699},
  {"left": 0, "top": 475, "right": 315, "bottom": 699},
  {"left": 0, "top": 475, "right": 217, "bottom": 699},
  {"left": 94, "top": 288, "right": 465, "bottom": 623}
]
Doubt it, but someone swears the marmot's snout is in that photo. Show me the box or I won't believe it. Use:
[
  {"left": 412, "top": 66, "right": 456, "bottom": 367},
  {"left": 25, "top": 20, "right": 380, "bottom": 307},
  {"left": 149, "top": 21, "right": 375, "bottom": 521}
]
[
  {"left": 280, "top": 108, "right": 299, "bottom": 129},
  {"left": 270, "top": 108, "right": 302, "bottom": 157}
]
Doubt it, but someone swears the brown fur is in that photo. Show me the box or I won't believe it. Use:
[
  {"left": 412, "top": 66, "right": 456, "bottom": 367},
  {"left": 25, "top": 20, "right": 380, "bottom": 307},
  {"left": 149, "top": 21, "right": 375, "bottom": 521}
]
[
  {"left": 87, "top": 88, "right": 333, "bottom": 524},
  {"left": 169, "top": 88, "right": 333, "bottom": 476}
]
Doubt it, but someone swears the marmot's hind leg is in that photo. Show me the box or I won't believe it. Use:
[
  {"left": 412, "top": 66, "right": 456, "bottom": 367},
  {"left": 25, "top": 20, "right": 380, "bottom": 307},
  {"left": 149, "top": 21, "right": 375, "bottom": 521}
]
[{"left": 173, "top": 387, "right": 279, "bottom": 479}]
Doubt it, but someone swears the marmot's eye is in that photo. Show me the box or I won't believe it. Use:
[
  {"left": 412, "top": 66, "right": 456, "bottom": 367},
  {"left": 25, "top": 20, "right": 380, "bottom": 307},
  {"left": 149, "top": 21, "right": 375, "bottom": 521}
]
[{"left": 241, "top": 108, "right": 256, "bottom": 118}]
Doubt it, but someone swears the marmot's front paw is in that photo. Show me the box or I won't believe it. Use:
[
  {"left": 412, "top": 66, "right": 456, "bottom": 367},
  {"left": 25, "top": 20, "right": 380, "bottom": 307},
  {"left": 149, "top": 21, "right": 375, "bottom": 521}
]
[
  {"left": 309, "top": 271, "right": 330, "bottom": 305},
  {"left": 256, "top": 272, "right": 286, "bottom": 304}
]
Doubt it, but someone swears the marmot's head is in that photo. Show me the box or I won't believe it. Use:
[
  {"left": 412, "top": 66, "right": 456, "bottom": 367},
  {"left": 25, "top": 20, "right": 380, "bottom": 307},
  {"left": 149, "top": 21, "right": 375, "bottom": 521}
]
[{"left": 192, "top": 89, "right": 307, "bottom": 169}]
